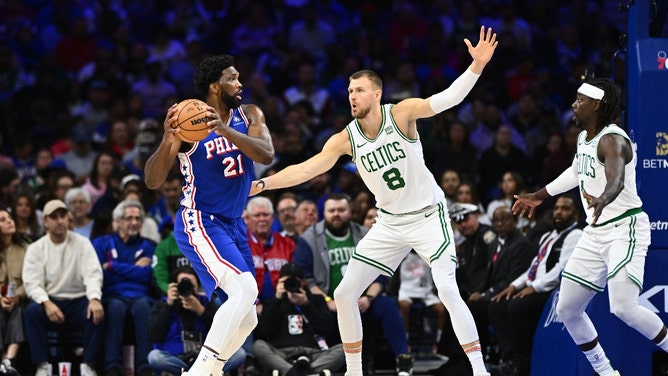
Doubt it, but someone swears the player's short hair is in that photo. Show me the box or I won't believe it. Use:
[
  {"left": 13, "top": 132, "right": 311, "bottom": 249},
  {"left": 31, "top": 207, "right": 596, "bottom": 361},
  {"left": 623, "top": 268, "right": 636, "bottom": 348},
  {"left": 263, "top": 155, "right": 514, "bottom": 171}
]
[
  {"left": 350, "top": 69, "right": 382, "bottom": 91},
  {"left": 193, "top": 54, "right": 235, "bottom": 96}
]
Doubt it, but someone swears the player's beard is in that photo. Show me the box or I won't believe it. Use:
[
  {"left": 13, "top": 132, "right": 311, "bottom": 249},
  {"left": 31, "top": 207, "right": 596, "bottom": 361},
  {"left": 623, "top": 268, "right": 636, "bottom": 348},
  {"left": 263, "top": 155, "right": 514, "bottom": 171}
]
[
  {"left": 352, "top": 105, "right": 371, "bottom": 119},
  {"left": 222, "top": 91, "right": 241, "bottom": 109}
]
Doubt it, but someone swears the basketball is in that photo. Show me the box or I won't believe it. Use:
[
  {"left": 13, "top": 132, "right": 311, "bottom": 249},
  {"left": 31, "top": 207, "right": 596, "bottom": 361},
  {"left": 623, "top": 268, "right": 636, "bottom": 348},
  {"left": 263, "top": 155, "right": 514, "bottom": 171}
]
[{"left": 172, "top": 99, "right": 215, "bottom": 142}]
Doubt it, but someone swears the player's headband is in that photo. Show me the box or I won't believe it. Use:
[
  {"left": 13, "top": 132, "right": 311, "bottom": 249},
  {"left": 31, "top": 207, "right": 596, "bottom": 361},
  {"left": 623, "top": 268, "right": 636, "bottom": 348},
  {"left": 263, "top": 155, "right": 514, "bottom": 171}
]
[{"left": 577, "top": 83, "right": 605, "bottom": 100}]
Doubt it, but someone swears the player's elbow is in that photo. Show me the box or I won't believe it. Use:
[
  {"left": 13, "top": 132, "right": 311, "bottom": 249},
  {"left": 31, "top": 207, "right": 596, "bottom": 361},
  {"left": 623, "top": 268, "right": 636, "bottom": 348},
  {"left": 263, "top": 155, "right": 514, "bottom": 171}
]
[
  {"left": 255, "top": 150, "right": 274, "bottom": 165},
  {"left": 144, "top": 175, "right": 163, "bottom": 190}
]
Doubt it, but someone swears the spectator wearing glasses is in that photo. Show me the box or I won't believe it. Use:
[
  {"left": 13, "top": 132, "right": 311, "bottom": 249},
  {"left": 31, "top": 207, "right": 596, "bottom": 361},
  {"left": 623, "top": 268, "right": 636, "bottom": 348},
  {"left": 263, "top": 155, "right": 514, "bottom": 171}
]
[
  {"left": 274, "top": 193, "right": 299, "bottom": 242},
  {"left": 246, "top": 196, "right": 296, "bottom": 307},
  {"left": 92, "top": 199, "right": 156, "bottom": 376}
]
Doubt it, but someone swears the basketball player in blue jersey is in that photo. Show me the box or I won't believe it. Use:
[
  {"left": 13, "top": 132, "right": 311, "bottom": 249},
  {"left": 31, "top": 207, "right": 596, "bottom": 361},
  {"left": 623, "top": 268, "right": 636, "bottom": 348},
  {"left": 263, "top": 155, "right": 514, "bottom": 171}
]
[
  {"left": 249, "top": 27, "right": 497, "bottom": 376},
  {"left": 513, "top": 78, "right": 668, "bottom": 376},
  {"left": 145, "top": 54, "right": 274, "bottom": 376}
]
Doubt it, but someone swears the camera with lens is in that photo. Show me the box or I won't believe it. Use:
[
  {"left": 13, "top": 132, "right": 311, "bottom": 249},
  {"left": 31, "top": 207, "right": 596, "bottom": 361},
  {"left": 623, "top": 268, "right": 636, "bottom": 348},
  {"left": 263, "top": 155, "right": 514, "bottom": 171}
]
[
  {"left": 177, "top": 277, "right": 196, "bottom": 298},
  {"left": 283, "top": 276, "right": 302, "bottom": 293}
]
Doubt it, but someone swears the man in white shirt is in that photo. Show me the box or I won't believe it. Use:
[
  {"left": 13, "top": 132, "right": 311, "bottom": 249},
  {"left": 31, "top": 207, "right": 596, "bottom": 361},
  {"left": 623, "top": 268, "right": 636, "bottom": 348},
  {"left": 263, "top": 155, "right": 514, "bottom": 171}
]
[{"left": 22, "top": 200, "right": 104, "bottom": 376}]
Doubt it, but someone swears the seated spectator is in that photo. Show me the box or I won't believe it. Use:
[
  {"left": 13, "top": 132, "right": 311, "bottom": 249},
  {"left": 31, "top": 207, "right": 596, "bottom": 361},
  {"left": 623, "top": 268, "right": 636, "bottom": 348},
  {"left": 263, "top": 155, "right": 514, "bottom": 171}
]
[
  {"left": 0, "top": 209, "right": 29, "bottom": 373},
  {"left": 0, "top": 169, "right": 20, "bottom": 210},
  {"left": 274, "top": 193, "right": 299, "bottom": 242},
  {"left": 64, "top": 187, "right": 95, "bottom": 238},
  {"left": 92, "top": 199, "right": 156, "bottom": 376},
  {"left": 486, "top": 171, "right": 531, "bottom": 232},
  {"left": 467, "top": 207, "right": 533, "bottom": 364},
  {"left": 253, "top": 263, "right": 344, "bottom": 375},
  {"left": 293, "top": 200, "right": 318, "bottom": 236},
  {"left": 455, "top": 182, "right": 491, "bottom": 226},
  {"left": 148, "top": 266, "right": 245, "bottom": 374},
  {"left": 438, "top": 204, "right": 533, "bottom": 375},
  {"left": 294, "top": 194, "right": 413, "bottom": 375},
  {"left": 147, "top": 172, "right": 181, "bottom": 237},
  {"left": 81, "top": 151, "right": 117, "bottom": 210},
  {"left": 489, "top": 195, "right": 582, "bottom": 376},
  {"left": 22, "top": 200, "right": 103, "bottom": 376},
  {"left": 246, "top": 196, "right": 296, "bottom": 306},
  {"left": 152, "top": 231, "right": 190, "bottom": 295},
  {"left": 56, "top": 124, "right": 98, "bottom": 184},
  {"left": 10, "top": 190, "right": 43, "bottom": 242},
  {"left": 396, "top": 250, "right": 447, "bottom": 355}
]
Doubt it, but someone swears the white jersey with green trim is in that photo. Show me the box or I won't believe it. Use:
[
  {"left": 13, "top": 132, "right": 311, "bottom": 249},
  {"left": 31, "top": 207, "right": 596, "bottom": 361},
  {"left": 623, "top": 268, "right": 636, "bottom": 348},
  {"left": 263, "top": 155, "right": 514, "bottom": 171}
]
[
  {"left": 576, "top": 124, "right": 643, "bottom": 224},
  {"left": 346, "top": 104, "right": 444, "bottom": 214}
]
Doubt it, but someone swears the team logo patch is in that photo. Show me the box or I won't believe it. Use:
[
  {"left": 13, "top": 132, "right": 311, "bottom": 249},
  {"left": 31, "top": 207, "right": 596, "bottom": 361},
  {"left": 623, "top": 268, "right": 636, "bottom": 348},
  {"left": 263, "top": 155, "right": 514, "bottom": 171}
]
[
  {"left": 657, "top": 131, "right": 668, "bottom": 156},
  {"left": 384, "top": 126, "right": 394, "bottom": 135}
]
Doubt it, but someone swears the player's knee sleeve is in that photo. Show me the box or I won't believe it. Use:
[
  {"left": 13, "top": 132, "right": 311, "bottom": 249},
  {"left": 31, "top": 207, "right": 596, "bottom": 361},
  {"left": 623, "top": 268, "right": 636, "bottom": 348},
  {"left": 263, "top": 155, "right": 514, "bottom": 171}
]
[
  {"left": 220, "top": 271, "right": 258, "bottom": 307},
  {"left": 239, "top": 305, "right": 258, "bottom": 332}
]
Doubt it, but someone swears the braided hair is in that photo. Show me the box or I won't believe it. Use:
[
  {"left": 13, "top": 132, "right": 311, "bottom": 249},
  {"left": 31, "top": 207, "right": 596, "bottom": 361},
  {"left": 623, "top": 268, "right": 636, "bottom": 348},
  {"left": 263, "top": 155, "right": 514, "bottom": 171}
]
[
  {"left": 585, "top": 77, "right": 622, "bottom": 131},
  {"left": 193, "top": 54, "right": 235, "bottom": 96}
]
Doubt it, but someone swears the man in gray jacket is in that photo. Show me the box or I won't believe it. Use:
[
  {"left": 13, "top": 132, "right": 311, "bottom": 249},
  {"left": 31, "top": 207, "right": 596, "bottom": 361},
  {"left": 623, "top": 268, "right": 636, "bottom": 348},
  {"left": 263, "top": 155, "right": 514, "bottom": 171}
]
[{"left": 293, "top": 193, "right": 413, "bottom": 375}]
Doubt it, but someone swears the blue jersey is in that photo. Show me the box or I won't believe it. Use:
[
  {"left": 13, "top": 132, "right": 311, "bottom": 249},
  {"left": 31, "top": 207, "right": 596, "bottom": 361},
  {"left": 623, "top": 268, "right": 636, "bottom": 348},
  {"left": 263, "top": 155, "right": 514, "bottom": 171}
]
[{"left": 177, "top": 107, "right": 255, "bottom": 219}]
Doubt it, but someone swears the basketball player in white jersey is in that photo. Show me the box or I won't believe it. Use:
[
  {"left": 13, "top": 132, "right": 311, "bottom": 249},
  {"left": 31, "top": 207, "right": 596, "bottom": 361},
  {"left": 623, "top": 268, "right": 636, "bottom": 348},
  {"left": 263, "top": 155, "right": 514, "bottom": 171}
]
[
  {"left": 249, "top": 26, "right": 497, "bottom": 376},
  {"left": 513, "top": 78, "right": 668, "bottom": 376}
]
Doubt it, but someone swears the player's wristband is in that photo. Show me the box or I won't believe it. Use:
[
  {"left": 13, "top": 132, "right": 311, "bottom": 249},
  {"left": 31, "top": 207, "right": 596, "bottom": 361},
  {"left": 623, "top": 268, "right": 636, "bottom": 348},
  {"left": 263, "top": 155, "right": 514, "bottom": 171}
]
[
  {"left": 363, "top": 294, "right": 376, "bottom": 302},
  {"left": 255, "top": 179, "right": 266, "bottom": 191},
  {"left": 324, "top": 296, "right": 332, "bottom": 302}
]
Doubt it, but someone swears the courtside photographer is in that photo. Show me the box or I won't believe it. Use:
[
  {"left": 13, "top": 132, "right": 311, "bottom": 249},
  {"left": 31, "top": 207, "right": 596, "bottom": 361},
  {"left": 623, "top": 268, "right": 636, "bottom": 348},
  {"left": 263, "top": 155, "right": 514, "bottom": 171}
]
[
  {"left": 147, "top": 266, "right": 245, "bottom": 374},
  {"left": 253, "top": 263, "right": 344, "bottom": 376}
]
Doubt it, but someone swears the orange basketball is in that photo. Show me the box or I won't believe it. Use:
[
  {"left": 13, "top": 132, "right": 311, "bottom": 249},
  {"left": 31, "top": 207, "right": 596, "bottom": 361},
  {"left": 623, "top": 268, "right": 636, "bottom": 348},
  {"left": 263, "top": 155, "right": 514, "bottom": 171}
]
[{"left": 172, "top": 99, "right": 214, "bottom": 142}]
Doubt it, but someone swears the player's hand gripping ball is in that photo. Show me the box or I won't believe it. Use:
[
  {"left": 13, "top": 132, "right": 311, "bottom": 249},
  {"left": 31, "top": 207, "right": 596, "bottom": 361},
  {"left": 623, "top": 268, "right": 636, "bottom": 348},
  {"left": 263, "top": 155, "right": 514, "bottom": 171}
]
[{"left": 172, "top": 99, "right": 215, "bottom": 142}]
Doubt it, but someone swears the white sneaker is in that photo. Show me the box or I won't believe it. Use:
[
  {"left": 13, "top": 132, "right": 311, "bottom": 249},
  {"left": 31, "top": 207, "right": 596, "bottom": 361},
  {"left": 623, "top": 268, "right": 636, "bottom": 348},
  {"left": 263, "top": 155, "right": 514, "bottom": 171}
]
[
  {"left": 614, "top": 372, "right": 621, "bottom": 376},
  {"left": 80, "top": 363, "right": 98, "bottom": 376},
  {"left": 35, "top": 362, "right": 51, "bottom": 376}
]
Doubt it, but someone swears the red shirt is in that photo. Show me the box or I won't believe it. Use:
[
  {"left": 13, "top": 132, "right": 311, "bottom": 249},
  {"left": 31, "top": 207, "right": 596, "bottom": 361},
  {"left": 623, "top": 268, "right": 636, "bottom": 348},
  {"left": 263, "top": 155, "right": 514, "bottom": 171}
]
[{"left": 248, "top": 231, "right": 296, "bottom": 299}]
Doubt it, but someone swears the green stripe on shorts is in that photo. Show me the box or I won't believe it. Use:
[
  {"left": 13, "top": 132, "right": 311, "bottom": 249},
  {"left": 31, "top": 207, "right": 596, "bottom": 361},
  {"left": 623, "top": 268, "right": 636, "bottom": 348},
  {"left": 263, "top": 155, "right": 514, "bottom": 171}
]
[
  {"left": 352, "top": 252, "right": 394, "bottom": 276},
  {"left": 607, "top": 215, "right": 636, "bottom": 280},
  {"left": 562, "top": 271, "right": 605, "bottom": 292},
  {"left": 429, "top": 202, "right": 452, "bottom": 264}
]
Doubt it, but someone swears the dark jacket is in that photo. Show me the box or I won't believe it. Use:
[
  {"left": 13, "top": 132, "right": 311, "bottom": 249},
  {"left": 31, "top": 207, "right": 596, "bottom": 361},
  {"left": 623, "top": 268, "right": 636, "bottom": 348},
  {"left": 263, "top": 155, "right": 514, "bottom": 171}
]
[
  {"left": 254, "top": 291, "right": 339, "bottom": 348},
  {"left": 480, "top": 228, "right": 533, "bottom": 299},
  {"left": 456, "top": 223, "right": 496, "bottom": 296},
  {"left": 148, "top": 296, "right": 216, "bottom": 355}
]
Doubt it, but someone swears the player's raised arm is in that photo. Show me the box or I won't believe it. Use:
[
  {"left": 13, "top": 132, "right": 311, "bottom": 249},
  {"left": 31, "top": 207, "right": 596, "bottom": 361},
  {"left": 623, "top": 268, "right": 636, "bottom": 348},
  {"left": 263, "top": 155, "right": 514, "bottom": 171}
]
[
  {"left": 249, "top": 130, "right": 351, "bottom": 196},
  {"left": 395, "top": 26, "right": 498, "bottom": 123}
]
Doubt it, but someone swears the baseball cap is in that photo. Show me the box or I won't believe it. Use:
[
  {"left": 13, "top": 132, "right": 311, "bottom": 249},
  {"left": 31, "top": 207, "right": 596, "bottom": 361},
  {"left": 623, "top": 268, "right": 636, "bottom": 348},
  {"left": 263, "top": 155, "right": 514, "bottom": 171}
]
[
  {"left": 279, "top": 263, "right": 305, "bottom": 279},
  {"left": 43, "top": 199, "right": 69, "bottom": 217},
  {"left": 449, "top": 202, "right": 479, "bottom": 223}
]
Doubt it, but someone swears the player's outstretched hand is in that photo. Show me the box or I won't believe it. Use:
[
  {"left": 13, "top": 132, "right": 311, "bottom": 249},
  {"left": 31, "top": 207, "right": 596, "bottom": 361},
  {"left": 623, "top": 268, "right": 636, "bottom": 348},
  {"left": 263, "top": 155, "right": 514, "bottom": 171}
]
[
  {"left": 512, "top": 193, "right": 543, "bottom": 219},
  {"left": 464, "top": 26, "right": 498, "bottom": 65}
]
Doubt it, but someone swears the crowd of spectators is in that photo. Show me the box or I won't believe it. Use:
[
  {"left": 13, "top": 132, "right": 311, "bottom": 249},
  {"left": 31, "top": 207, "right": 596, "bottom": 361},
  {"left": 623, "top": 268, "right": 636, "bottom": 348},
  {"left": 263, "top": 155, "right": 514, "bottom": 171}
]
[{"left": 0, "top": 0, "right": 666, "bottom": 375}]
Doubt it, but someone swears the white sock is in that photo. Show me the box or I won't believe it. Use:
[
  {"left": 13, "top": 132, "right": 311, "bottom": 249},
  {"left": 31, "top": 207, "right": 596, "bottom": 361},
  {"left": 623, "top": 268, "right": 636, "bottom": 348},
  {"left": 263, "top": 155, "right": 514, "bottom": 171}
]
[
  {"left": 344, "top": 347, "right": 363, "bottom": 376},
  {"left": 584, "top": 344, "right": 614, "bottom": 375},
  {"left": 188, "top": 346, "right": 225, "bottom": 375},
  {"left": 465, "top": 346, "right": 487, "bottom": 375}
]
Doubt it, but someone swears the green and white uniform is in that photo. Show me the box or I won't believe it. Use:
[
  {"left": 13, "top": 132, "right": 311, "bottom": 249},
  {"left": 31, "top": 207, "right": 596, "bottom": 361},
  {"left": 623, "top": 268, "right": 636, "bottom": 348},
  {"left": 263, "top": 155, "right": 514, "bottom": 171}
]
[
  {"left": 561, "top": 125, "right": 650, "bottom": 291},
  {"left": 345, "top": 104, "right": 454, "bottom": 275}
]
